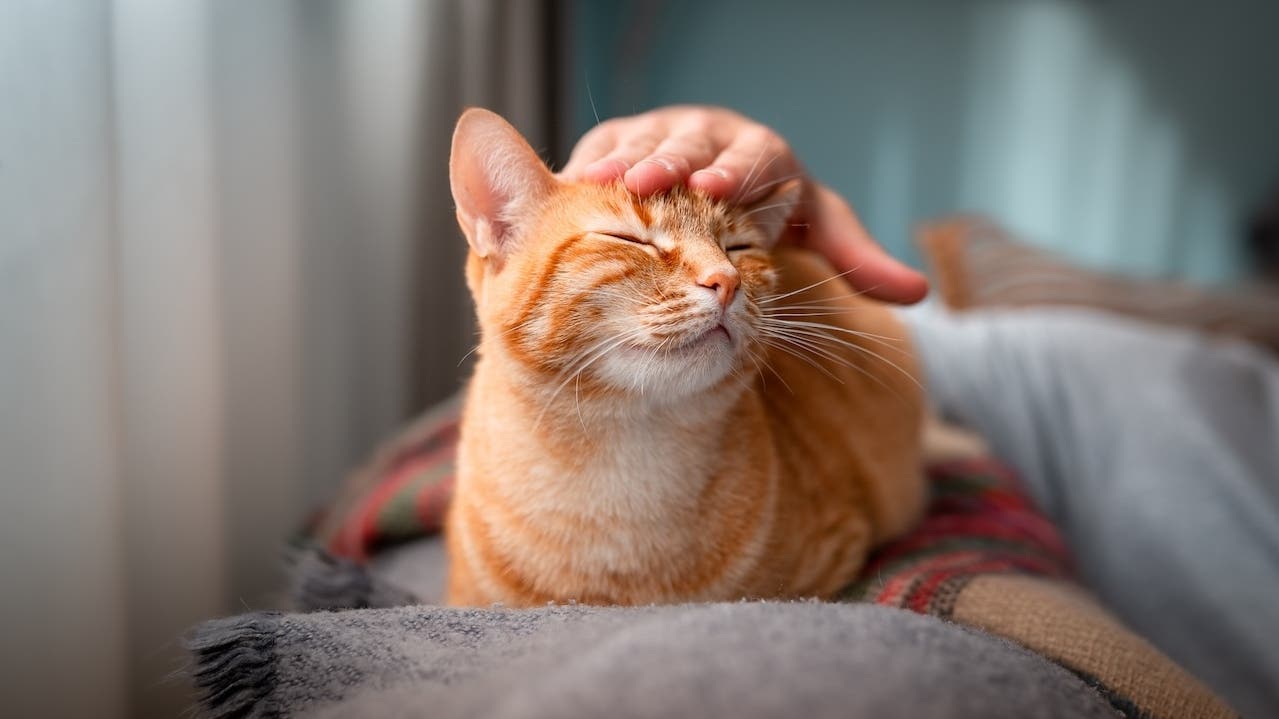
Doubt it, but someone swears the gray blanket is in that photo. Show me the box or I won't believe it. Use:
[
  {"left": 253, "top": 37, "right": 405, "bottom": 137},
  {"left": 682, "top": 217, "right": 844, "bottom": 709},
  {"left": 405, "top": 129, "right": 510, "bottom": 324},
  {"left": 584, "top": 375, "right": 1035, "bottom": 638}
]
[{"left": 189, "top": 599, "right": 1115, "bottom": 719}]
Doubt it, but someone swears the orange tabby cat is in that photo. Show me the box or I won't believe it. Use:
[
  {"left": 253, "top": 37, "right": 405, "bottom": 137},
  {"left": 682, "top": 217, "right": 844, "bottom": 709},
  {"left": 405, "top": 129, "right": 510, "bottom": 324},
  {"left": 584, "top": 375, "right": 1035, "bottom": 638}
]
[{"left": 445, "top": 108, "right": 926, "bottom": 607}]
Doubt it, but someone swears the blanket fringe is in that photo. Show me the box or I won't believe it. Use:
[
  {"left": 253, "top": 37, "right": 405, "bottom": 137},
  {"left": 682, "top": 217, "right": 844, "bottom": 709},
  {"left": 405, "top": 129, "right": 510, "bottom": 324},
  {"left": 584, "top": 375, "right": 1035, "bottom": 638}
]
[
  {"left": 185, "top": 613, "right": 282, "bottom": 719},
  {"left": 287, "top": 546, "right": 418, "bottom": 611}
]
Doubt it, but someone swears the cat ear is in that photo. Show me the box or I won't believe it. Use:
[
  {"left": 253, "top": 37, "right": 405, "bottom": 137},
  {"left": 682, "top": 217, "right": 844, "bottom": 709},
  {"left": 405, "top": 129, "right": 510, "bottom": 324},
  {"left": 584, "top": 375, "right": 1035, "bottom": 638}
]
[
  {"left": 746, "top": 179, "right": 803, "bottom": 246},
  {"left": 449, "top": 108, "right": 555, "bottom": 261}
]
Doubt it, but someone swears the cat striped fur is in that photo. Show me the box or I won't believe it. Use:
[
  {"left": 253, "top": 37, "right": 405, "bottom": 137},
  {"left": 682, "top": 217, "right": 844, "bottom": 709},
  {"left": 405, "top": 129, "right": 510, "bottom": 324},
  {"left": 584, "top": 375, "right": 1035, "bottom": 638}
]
[{"left": 445, "top": 108, "right": 925, "bottom": 607}]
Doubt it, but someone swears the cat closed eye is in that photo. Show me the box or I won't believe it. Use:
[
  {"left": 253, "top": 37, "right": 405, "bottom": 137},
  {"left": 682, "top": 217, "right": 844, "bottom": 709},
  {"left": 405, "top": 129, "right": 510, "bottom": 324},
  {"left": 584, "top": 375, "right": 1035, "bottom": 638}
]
[
  {"left": 725, "top": 244, "right": 754, "bottom": 252},
  {"left": 600, "top": 232, "right": 647, "bottom": 245}
]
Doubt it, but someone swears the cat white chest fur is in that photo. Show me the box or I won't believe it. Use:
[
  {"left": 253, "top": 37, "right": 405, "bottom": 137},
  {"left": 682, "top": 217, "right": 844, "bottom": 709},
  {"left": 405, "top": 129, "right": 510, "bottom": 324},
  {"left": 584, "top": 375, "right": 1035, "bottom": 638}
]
[{"left": 460, "top": 388, "right": 771, "bottom": 600}]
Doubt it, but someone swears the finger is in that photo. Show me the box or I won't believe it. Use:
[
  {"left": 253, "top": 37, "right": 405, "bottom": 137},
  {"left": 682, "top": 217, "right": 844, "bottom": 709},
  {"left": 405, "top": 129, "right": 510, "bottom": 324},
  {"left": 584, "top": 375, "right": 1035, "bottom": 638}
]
[
  {"left": 802, "top": 185, "right": 929, "bottom": 304},
  {"left": 688, "top": 128, "right": 802, "bottom": 203},
  {"left": 560, "top": 123, "right": 619, "bottom": 178},
  {"left": 579, "top": 127, "right": 666, "bottom": 184},
  {"left": 581, "top": 158, "right": 633, "bottom": 184},
  {"left": 624, "top": 132, "right": 719, "bottom": 195}
]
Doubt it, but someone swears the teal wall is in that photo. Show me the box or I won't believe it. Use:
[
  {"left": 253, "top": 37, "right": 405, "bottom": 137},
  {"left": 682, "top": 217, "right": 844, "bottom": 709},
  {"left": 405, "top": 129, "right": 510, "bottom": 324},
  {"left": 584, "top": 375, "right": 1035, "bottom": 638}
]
[{"left": 568, "top": 0, "right": 1279, "bottom": 283}]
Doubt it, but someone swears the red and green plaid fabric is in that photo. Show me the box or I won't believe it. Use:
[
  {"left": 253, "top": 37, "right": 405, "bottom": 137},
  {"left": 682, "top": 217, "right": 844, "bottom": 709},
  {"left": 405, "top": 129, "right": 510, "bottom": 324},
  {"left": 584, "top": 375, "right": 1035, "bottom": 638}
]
[
  {"left": 838, "top": 456, "right": 1074, "bottom": 609},
  {"left": 322, "top": 407, "right": 1075, "bottom": 597},
  {"left": 326, "top": 413, "right": 460, "bottom": 560}
]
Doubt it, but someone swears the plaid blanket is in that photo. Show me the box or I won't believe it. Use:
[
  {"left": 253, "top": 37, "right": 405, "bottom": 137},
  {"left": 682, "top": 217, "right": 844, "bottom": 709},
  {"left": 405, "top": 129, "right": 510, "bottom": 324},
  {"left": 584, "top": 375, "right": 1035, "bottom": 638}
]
[{"left": 310, "top": 398, "right": 1233, "bottom": 719}]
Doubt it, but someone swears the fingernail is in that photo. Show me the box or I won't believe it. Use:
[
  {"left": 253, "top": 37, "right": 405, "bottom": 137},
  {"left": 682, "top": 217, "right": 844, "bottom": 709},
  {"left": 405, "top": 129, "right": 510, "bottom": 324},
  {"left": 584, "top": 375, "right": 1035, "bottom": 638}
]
[
  {"left": 693, "top": 167, "right": 729, "bottom": 180},
  {"left": 643, "top": 156, "right": 676, "bottom": 173}
]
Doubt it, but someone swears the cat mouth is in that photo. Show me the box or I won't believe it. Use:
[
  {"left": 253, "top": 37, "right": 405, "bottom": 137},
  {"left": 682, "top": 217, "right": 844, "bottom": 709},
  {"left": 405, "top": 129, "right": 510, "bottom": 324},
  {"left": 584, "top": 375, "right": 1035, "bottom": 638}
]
[
  {"left": 673, "top": 324, "right": 731, "bottom": 351},
  {"left": 625, "top": 324, "right": 732, "bottom": 355}
]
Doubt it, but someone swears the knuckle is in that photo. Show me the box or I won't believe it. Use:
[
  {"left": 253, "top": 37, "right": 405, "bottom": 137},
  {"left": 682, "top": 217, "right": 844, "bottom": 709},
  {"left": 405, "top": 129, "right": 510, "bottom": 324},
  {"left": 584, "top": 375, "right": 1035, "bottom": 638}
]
[
  {"left": 617, "top": 132, "right": 663, "bottom": 153},
  {"left": 672, "top": 134, "right": 715, "bottom": 159},
  {"left": 683, "top": 108, "right": 716, "bottom": 132},
  {"left": 655, "top": 153, "right": 692, "bottom": 172}
]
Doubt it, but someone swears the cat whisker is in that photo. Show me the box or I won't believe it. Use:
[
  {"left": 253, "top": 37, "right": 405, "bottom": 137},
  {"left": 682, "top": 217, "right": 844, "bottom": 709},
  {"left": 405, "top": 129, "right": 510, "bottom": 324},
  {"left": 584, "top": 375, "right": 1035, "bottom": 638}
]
[
  {"left": 645, "top": 271, "right": 670, "bottom": 303},
  {"left": 757, "top": 264, "right": 867, "bottom": 304},
  {"left": 727, "top": 369, "right": 748, "bottom": 393},
  {"left": 761, "top": 296, "right": 884, "bottom": 309},
  {"left": 765, "top": 320, "right": 916, "bottom": 366},
  {"left": 636, "top": 335, "right": 672, "bottom": 397},
  {"left": 760, "top": 322, "right": 920, "bottom": 393},
  {"left": 586, "top": 77, "right": 601, "bottom": 126},
  {"left": 734, "top": 145, "right": 779, "bottom": 205},
  {"left": 739, "top": 201, "right": 797, "bottom": 220},
  {"left": 745, "top": 346, "right": 793, "bottom": 395},
  {"left": 459, "top": 315, "right": 548, "bottom": 365},
  {"left": 743, "top": 347, "right": 767, "bottom": 391},
  {"left": 741, "top": 154, "right": 783, "bottom": 203},
  {"left": 768, "top": 334, "right": 909, "bottom": 381},
  {"left": 759, "top": 310, "right": 863, "bottom": 319},
  {"left": 761, "top": 296, "right": 882, "bottom": 309},
  {"left": 758, "top": 317, "right": 905, "bottom": 348},
  {"left": 756, "top": 336, "right": 844, "bottom": 384},
  {"left": 759, "top": 329, "right": 895, "bottom": 396},
  {"left": 733, "top": 146, "right": 768, "bottom": 205},
  {"left": 742, "top": 172, "right": 804, "bottom": 198},
  {"left": 760, "top": 329, "right": 860, "bottom": 372},
  {"left": 537, "top": 328, "right": 648, "bottom": 428}
]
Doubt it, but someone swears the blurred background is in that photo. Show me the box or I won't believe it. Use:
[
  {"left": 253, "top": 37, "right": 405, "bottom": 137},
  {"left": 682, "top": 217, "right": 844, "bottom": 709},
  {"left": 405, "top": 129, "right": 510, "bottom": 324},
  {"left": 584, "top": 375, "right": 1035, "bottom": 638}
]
[{"left": 2, "top": 0, "right": 1277, "bottom": 716}]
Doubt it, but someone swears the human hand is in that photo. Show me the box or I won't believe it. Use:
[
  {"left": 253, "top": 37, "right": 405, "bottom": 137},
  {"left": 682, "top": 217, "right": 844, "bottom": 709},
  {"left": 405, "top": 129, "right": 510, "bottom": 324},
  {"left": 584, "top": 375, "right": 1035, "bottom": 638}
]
[{"left": 560, "top": 106, "right": 928, "bottom": 304}]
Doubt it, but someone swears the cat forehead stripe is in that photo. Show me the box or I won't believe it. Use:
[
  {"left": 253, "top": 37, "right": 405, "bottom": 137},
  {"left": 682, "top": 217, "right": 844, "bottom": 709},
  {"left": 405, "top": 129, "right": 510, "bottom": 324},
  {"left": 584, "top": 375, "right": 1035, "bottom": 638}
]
[{"left": 629, "top": 195, "right": 652, "bottom": 226}]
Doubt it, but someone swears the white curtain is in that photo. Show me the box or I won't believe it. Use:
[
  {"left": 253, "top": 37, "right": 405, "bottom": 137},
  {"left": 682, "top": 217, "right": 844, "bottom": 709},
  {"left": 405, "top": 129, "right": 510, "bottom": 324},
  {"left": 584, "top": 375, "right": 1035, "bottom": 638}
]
[{"left": 0, "top": 1, "right": 551, "bottom": 716}]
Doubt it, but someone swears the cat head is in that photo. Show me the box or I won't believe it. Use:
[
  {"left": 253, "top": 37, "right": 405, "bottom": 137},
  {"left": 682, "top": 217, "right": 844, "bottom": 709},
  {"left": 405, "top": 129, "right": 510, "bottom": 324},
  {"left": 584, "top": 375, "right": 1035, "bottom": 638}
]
[{"left": 450, "top": 108, "right": 800, "bottom": 405}]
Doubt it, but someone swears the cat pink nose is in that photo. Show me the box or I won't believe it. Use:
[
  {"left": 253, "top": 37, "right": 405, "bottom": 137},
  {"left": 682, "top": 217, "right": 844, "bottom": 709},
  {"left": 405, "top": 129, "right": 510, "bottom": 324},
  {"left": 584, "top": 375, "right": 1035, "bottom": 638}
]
[{"left": 698, "top": 268, "right": 740, "bottom": 309}]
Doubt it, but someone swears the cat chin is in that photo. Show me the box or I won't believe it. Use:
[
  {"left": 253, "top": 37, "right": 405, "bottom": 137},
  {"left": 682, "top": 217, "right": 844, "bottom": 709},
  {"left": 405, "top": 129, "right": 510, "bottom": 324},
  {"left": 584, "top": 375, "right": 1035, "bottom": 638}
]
[{"left": 594, "top": 339, "right": 740, "bottom": 402}]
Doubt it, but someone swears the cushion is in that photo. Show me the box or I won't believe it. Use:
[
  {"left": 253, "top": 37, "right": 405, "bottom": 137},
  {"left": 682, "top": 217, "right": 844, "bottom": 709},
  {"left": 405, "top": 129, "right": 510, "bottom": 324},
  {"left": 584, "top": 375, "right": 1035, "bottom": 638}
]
[{"left": 915, "top": 215, "right": 1279, "bottom": 354}]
